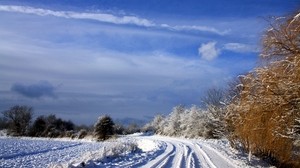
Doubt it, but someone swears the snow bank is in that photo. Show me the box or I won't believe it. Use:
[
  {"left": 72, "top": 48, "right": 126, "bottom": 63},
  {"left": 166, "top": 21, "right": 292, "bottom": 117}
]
[
  {"left": 53, "top": 140, "right": 140, "bottom": 168},
  {"left": 137, "top": 139, "right": 158, "bottom": 152}
]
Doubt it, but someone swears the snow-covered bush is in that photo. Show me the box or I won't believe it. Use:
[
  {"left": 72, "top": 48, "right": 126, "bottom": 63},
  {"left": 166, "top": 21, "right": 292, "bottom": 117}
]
[
  {"left": 201, "top": 88, "right": 228, "bottom": 138},
  {"left": 143, "top": 114, "right": 164, "bottom": 133},
  {"left": 146, "top": 105, "right": 223, "bottom": 139},
  {"left": 162, "top": 105, "right": 184, "bottom": 136},
  {"left": 50, "top": 141, "right": 139, "bottom": 168},
  {"left": 181, "top": 105, "right": 211, "bottom": 138}
]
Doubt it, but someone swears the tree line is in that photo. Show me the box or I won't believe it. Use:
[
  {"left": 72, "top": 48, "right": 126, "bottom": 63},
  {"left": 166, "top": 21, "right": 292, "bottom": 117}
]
[
  {"left": 0, "top": 105, "right": 78, "bottom": 138},
  {"left": 0, "top": 105, "right": 143, "bottom": 141}
]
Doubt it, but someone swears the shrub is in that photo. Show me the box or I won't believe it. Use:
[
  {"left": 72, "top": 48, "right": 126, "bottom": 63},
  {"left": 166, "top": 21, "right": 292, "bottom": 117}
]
[
  {"left": 94, "top": 115, "right": 114, "bottom": 141},
  {"left": 226, "top": 12, "right": 300, "bottom": 167},
  {"left": 78, "top": 129, "right": 88, "bottom": 139}
]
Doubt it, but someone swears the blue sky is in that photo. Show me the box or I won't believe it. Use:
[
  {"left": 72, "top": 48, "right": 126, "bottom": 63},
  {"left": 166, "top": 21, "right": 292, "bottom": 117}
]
[{"left": 0, "top": 0, "right": 299, "bottom": 124}]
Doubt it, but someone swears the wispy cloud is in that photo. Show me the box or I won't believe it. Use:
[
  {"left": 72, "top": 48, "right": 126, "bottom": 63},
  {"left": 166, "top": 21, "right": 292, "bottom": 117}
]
[
  {"left": 198, "top": 42, "right": 220, "bottom": 61},
  {"left": 0, "top": 5, "right": 154, "bottom": 26},
  {"left": 161, "top": 24, "right": 229, "bottom": 35},
  {"left": 223, "top": 43, "right": 258, "bottom": 53},
  {"left": 0, "top": 5, "right": 228, "bottom": 35}
]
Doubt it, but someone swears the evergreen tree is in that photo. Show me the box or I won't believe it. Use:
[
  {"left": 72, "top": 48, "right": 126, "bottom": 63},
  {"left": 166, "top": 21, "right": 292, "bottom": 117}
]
[{"left": 94, "top": 115, "right": 114, "bottom": 141}]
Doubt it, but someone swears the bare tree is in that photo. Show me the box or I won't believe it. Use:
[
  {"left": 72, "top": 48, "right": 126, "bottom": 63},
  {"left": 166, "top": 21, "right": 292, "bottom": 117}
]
[
  {"left": 202, "top": 88, "right": 225, "bottom": 107},
  {"left": 2, "top": 105, "right": 33, "bottom": 136},
  {"left": 202, "top": 88, "right": 227, "bottom": 138}
]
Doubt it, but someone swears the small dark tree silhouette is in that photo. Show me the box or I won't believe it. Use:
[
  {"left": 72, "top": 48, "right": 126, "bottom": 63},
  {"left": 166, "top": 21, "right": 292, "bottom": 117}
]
[{"left": 94, "top": 115, "right": 114, "bottom": 141}]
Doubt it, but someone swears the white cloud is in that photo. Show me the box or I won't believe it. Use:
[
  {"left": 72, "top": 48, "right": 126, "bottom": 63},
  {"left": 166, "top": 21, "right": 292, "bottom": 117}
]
[
  {"left": 223, "top": 43, "right": 258, "bottom": 53},
  {"left": 171, "top": 25, "right": 229, "bottom": 35},
  {"left": 0, "top": 5, "right": 155, "bottom": 27},
  {"left": 0, "top": 5, "right": 227, "bottom": 35},
  {"left": 198, "top": 42, "right": 220, "bottom": 61},
  {"left": 197, "top": 42, "right": 257, "bottom": 61}
]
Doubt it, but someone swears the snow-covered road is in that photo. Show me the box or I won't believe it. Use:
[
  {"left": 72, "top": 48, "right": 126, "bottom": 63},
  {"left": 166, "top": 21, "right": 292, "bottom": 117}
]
[
  {"left": 121, "top": 136, "right": 237, "bottom": 168},
  {"left": 0, "top": 134, "right": 266, "bottom": 168},
  {"left": 137, "top": 136, "right": 236, "bottom": 168},
  {"left": 95, "top": 134, "right": 261, "bottom": 168}
]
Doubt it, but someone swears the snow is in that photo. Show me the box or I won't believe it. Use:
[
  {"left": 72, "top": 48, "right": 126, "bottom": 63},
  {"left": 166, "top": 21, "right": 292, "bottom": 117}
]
[
  {"left": 0, "top": 137, "right": 104, "bottom": 168},
  {"left": 137, "top": 139, "right": 158, "bottom": 152},
  {"left": 0, "top": 133, "right": 271, "bottom": 168},
  {"left": 294, "top": 12, "right": 300, "bottom": 20},
  {"left": 0, "top": 129, "right": 7, "bottom": 136}
]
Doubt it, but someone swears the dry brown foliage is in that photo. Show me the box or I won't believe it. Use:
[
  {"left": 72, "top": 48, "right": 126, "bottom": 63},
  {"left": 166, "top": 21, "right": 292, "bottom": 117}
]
[{"left": 226, "top": 12, "right": 300, "bottom": 167}]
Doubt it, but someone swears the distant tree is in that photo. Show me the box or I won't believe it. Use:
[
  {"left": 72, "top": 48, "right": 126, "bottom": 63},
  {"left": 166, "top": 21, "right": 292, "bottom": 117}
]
[
  {"left": 30, "top": 116, "right": 47, "bottom": 137},
  {"left": 114, "top": 123, "right": 126, "bottom": 135},
  {"left": 75, "top": 124, "right": 93, "bottom": 132},
  {"left": 28, "top": 114, "right": 75, "bottom": 137},
  {"left": 163, "top": 105, "right": 184, "bottom": 136},
  {"left": 94, "top": 115, "right": 115, "bottom": 141},
  {"left": 143, "top": 114, "right": 164, "bottom": 133},
  {"left": 44, "top": 115, "right": 75, "bottom": 137},
  {"left": 202, "top": 88, "right": 225, "bottom": 108},
  {"left": 183, "top": 106, "right": 203, "bottom": 138},
  {"left": 54, "top": 119, "right": 74, "bottom": 131},
  {"left": 148, "top": 105, "right": 220, "bottom": 139},
  {"left": 202, "top": 88, "right": 227, "bottom": 138},
  {"left": 125, "top": 123, "right": 141, "bottom": 134},
  {"left": 2, "top": 105, "right": 33, "bottom": 136},
  {"left": 0, "top": 116, "right": 9, "bottom": 130}
]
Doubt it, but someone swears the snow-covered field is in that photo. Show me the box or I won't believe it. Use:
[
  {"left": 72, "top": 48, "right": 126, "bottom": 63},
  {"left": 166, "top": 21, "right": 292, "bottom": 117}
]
[{"left": 0, "top": 133, "right": 270, "bottom": 168}]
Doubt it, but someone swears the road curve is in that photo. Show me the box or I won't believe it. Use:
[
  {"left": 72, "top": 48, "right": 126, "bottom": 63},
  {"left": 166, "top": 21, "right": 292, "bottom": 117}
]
[{"left": 135, "top": 135, "right": 237, "bottom": 168}]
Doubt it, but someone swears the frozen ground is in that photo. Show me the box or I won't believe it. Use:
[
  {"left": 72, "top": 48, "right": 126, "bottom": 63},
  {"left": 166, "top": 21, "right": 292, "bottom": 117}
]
[{"left": 0, "top": 133, "right": 270, "bottom": 168}]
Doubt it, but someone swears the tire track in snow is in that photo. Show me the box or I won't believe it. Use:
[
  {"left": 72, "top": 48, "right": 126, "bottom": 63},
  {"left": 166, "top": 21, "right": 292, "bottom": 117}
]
[
  {"left": 143, "top": 141, "right": 176, "bottom": 168},
  {"left": 189, "top": 152, "right": 201, "bottom": 168},
  {"left": 196, "top": 142, "right": 236, "bottom": 168},
  {"left": 195, "top": 143, "right": 217, "bottom": 168},
  {"left": 173, "top": 143, "right": 185, "bottom": 168},
  {"left": 135, "top": 135, "right": 236, "bottom": 168}
]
